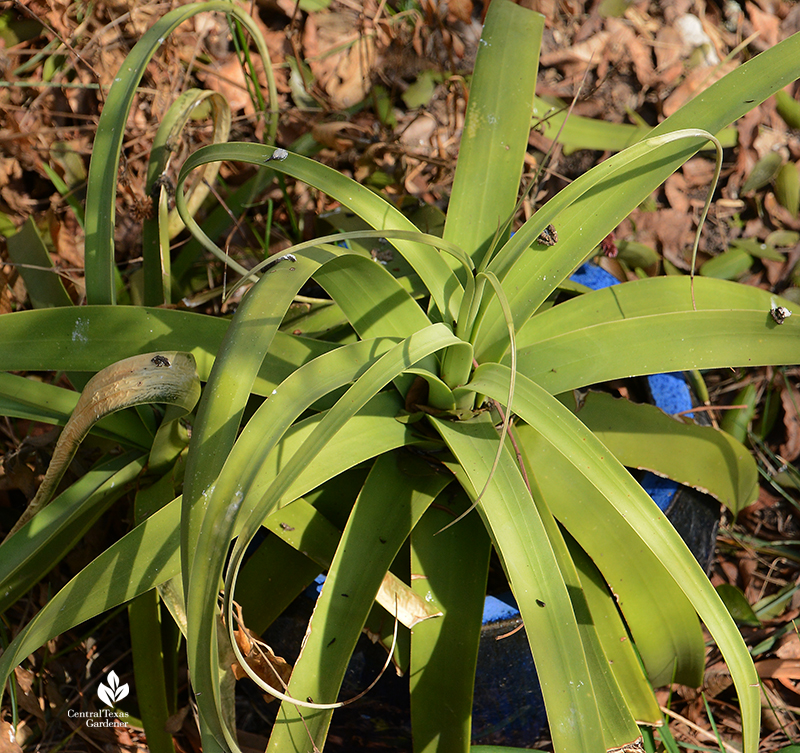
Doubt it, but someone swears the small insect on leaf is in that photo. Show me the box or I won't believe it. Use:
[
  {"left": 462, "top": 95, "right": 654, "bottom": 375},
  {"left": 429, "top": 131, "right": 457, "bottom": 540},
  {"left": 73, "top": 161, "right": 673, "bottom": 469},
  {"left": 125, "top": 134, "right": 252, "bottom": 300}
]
[
  {"left": 536, "top": 224, "right": 558, "bottom": 247},
  {"left": 770, "top": 298, "right": 792, "bottom": 324},
  {"left": 265, "top": 148, "right": 289, "bottom": 163}
]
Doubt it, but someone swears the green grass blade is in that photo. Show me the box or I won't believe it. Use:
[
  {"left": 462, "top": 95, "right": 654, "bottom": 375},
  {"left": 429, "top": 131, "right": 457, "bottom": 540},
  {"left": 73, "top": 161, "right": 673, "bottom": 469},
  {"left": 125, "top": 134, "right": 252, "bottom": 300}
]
[
  {"left": 143, "top": 89, "right": 231, "bottom": 306},
  {"left": 468, "top": 363, "right": 761, "bottom": 753}
]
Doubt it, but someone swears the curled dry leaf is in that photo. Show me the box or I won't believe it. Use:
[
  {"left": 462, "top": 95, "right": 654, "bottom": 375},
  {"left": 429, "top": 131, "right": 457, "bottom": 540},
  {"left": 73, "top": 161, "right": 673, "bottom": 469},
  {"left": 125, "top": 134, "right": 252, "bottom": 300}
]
[
  {"left": 0, "top": 721, "right": 23, "bottom": 753},
  {"left": 304, "top": 11, "right": 377, "bottom": 109},
  {"left": 232, "top": 604, "right": 292, "bottom": 702},
  {"left": 779, "top": 380, "right": 800, "bottom": 463}
]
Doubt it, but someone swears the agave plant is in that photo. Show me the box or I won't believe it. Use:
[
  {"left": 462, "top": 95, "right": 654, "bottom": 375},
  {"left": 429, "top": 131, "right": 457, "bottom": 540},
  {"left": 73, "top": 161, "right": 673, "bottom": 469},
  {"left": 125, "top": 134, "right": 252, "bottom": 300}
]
[{"left": 2, "top": 2, "right": 800, "bottom": 753}]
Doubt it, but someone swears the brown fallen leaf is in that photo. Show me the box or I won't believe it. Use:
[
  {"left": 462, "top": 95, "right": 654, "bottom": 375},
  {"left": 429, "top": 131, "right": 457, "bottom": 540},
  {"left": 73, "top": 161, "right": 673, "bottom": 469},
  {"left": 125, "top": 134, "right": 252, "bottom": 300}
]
[
  {"left": 662, "top": 61, "right": 737, "bottom": 117},
  {"left": 756, "top": 658, "right": 800, "bottom": 681},
  {"left": 665, "top": 173, "right": 691, "bottom": 214},
  {"left": 231, "top": 603, "right": 292, "bottom": 702},
  {"left": 775, "top": 631, "right": 800, "bottom": 660},
  {"left": 745, "top": 1, "right": 780, "bottom": 50},
  {"left": 779, "top": 380, "right": 800, "bottom": 463},
  {"left": 304, "top": 10, "right": 377, "bottom": 109},
  {"left": 0, "top": 721, "right": 23, "bottom": 753}
]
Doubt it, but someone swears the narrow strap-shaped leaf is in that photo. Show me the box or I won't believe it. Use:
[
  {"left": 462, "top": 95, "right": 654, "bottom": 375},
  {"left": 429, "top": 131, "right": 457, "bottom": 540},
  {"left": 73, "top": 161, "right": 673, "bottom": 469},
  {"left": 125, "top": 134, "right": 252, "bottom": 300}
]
[
  {"left": 176, "top": 142, "right": 464, "bottom": 322},
  {"left": 513, "top": 277, "right": 800, "bottom": 394},
  {"left": 570, "top": 390, "right": 757, "bottom": 514},
  {"left": 0, "top": 372, "right": 153, "bottom": 449},
  {"left": 0, "top": 306, "right": 335, "bottom": 395},
  {"left": 410, "top": 492, "right": 491, "bottom": 753},
  {"left": 477, "top": 128, "right": 718, "bottom": 359},
  {"left": 266, "top": 452, "right": 450, "bottom": 751},
  {"left": 513, "top": 421, "right": 705, "bottom": 687},
  {"left": 430, "top": 413, "right": 607, "bottom": 753},
  {"left": 441, "top": 0, "right": 543, "bottom": 270},
  {"left": 183, "top": 322, "right": 463, "bottom": 748},
  {"left": 477, "top": 30, "right": 800, "bottom": 360},
  {"left": 467, "top": 362, "right": 761, "bottom": 753},
  {"left": 5, "top": 351, "right": 199, "bottom": 540},
  {"left": 84, "top": 1, "right": 276, "bottom": 303},
  {"left": 0, "top": 395, "right": 422, "bottom": 712},
  {"left": 0, "top": 451, "right": 145, "bottom": 614}
]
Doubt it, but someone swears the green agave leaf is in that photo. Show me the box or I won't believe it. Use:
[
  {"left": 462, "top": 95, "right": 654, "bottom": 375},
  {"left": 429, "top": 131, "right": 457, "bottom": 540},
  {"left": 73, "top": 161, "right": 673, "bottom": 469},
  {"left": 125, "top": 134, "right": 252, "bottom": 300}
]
[
  {"left": 176, "top": 142, "right": 464, "bottom": 322},
  {"left": 431, "top": 413, "right": 607, "bottom": 753},
  {"left": 468, "top": 363, "right": 761, "bottom": 753},
  {"left": 0, "top": 306, "right": 335, "bottom": 396},
  {"left": 218, "top": 327, "right": 466, "bottom": 666},
  {"left": 570, "top": 390, "right": 758, "bottom": 514},
  {"left": 267, "top": 452, "right": 450, "bottom": 751},
  {"left": 513, "top": 276, "right": 800, "bottom": 394},
  {"left": 313, "top": 251, "right": 432, "bottom": 339},
  {"left": 410, "top": 493, "right": 491, "bottom": 753}
]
